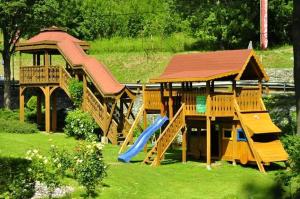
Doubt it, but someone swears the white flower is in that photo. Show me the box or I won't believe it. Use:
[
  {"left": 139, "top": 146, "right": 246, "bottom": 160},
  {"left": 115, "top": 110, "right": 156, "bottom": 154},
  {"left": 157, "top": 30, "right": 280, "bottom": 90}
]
[
  {"left": 58, "top": 163, "right": 62, "bottom": 168},
  {"left": 76, "top": 159, "right": 83, "bottom": 164},
  {"left": 44, "top": 158, "right": 48, "bottom": 164},
  {"left": 96, "top": 143, "right": 104, "bottom": 150}
]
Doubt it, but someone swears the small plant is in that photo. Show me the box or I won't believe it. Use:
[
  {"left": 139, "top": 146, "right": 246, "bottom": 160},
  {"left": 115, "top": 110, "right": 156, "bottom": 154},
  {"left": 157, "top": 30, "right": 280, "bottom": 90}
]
[
  {"left": 49, "top": 145, "right": 73, "bottom": 178},
  {"left": 68, "top": 78, "right": 83, "bottom": 108},
  {"left": 64, "top": 109, "right": 97, "bottom": 141},
  {"left": 73, "top": 142, "right": 107, "bottom": 196},
  {"left": 26, "top": 149, "right": 60, "bottom": 198}
]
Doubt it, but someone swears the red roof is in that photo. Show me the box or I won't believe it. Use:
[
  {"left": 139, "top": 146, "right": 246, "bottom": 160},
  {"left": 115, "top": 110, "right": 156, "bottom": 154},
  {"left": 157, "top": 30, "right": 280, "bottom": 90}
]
[
  {"left": 151, "top": 49, "right": 268, "bottom": 83},
  {"left": 23, "top": 28, "right": 124, "bottom": 95}
]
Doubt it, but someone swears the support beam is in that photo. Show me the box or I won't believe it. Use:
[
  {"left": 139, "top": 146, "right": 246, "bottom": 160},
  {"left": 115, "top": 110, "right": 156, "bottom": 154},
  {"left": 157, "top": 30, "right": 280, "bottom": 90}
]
[
  {"left": 160, "top": 83, "right": 165, "bottom": 115},
  {"left": 182, "top": 128, "right": 187, "bottom": 163},
  {"left": 206, "top": 81, "right": 211, "bottom": 170},
  {"left": 37, "top": 94, "right": 42, "bottom": 125},
  {"left": 19, "top": 87, "right": 25, "bottom": 122},
  {"left": 143, "top": 109, "right": 148, "bottom": 152},
  {"left": 44, "top": 87, "right": 51, "bottom": 133},
  {"left": 168, "top": 83, "right": 173, "bottom": 119},
  {"left": 51, "top": 92, "right": 57, "bottom": 132}
]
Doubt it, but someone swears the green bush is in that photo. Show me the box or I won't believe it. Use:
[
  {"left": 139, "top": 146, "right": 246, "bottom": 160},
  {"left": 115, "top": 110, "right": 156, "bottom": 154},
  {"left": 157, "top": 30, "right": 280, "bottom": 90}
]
[
  {"left": 74, "top": 142, "right": 107, "bottom": 196},
  {"left": 0, "top": 109, "right": 19, "bottom": 120},
  {"left": 0, "top": 119, "right": 38, "bottom": 134},
  {"left": 68, "top": 78, "right": 83, "bottom": 108},
  {"left": 64, "top": 109, "right": 97, "bottom": 141},
  {"left": 49, "top": 145, "right": 72, "bottom": 177}
]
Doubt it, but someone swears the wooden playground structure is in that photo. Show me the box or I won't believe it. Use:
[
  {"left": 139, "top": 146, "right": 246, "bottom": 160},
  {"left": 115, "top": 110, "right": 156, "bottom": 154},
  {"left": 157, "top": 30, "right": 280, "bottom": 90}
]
[
  {"left": 17, "top": 28, "right": 288, "bottom": 172},
  {"left": 16, "top": 27, "right": 136, "bottom": 145},
  {"left": 121, "top": 50, "right": 288, "bottom": 172}
]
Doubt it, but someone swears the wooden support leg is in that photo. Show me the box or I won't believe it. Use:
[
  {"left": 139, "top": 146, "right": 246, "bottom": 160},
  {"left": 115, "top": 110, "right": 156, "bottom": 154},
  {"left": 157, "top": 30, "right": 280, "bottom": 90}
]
[
  {"left": 182, "top": 128, "right": 187, "bottom": 163},
  {"left": 206, "top": 117, "right": 211, "bottom": 170},
  {"left": 143, "top": 110, "right": 148, "bottom": 153},
  {"left": 37, "top": 95, "right": 42, "bottom": 125},
  {"left": 44, "top": 87, "right": 51, "bottom": 133},
  {"left": 51, "top": 93, "right": 57, "bottom": 132},
  {"left": 19, "top": 87, "right": 25, "bottom": 122}
]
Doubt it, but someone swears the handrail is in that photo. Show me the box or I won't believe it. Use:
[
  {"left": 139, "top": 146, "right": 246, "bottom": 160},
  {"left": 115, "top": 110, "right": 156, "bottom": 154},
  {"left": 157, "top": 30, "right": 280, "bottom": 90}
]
[
  {"left": 119, "top": 105, "right": 144, "bottom": 154},
  {"left": 144, "top": 103, "right": 185, "bottom": 166},
  {"left": 233, "top": 99, "right": 265, "bottom": 173}
]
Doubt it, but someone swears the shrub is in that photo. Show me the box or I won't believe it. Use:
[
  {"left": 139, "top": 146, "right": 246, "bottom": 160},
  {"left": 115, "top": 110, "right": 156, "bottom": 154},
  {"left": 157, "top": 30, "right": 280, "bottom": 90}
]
[
  {"left": 64, "top": 109, "right": 97, "bottom": 141},
  {"left": 74, "top": 142, "right": 107, "bottom": 196},
  {"left": 0, "top": 158, "right": 35, "bottom": 199},
  {"left": 68, "top": 78, "right": 83, "bottom": 108},
  {"left": 0, "top": 109, "right": 19, "bottom": 120},
  {"left": 0, "top": 119, "right": 38, "bottom": 134},
  {"left": 49, "top": 145, "right": 73, "bottom": 177}
]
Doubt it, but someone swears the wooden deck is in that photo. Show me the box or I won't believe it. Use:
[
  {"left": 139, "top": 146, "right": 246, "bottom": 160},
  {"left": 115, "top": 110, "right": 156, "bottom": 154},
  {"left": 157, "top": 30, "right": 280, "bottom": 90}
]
[{"left": 143, "top": 87, "right": 265, "bottom": 117}]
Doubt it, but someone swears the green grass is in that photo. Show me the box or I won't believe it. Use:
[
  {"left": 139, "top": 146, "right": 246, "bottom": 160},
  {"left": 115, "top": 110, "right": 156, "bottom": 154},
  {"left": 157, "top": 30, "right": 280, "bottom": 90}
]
[
  {"left": 0, "top": 35, "right": 294, "bottom": 83},
  {"left": 0, "top": 132, "right": 284, "bottom": 199}
]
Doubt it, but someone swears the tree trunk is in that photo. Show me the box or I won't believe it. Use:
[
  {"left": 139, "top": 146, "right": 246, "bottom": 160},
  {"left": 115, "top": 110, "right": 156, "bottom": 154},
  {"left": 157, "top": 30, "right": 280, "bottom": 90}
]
[
  {"left": 2, "top": 28, "right": 11, "bottom": 109},
  {"left": 293, "top": 0, "right": 300, "bottom": 135}
]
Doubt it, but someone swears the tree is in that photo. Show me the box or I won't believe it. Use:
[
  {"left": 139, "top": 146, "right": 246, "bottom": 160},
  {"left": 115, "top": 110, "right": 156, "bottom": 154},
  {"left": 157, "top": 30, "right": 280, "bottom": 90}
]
[
  {"left": 293, "top": 0, "right": 300, "bottom": 135},
  {"left": 0, "top": 0, "right": 60, "bottom": 109}
]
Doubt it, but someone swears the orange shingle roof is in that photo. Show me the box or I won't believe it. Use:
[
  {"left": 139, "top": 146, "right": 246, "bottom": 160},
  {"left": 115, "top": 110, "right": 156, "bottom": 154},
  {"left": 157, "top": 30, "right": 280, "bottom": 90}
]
[
  {"left": 151, "top": 49, "right": 268, "bottom": 83},
  {"left": 18, "top": 28, "right": 125, "bottom": 96}
]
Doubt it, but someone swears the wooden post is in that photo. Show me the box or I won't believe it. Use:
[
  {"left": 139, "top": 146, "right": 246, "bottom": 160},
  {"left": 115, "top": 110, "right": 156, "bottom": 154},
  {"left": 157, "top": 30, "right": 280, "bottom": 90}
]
[
  {"left": 143, "top": 109, "right": 148, "bottom": 152},
  {"left": 45, "top": 51, "right": 49, "bottom": 82},
  {"left": 19, "top": 87, "right": 25, "bottom": 122},
  {"left": 51, "top": 92, "right": 57, "bottom": 132},
  {"left": 37, "top": 95, "right": 42, "bottom": 125},
  {"left": 160, "top": 83, "right": 165, "bottom": 115},
  {"left": 206, "top": 81, "right": 211, "bottom": 170},
  {"left": 82, "top": 75, "right": 87, "bottom": 107},
  {"left": 182, "top": 128, "right": 187, "bottom": 163},
  {"left": 33, "top": 54, "right": 36, "bottom": 66},
  {"left": 44, "top": 87, "right": 51, "bottom": 133},
  {"left": 168, "top": 83, "right": 173, "bottom": 119},
  {"left": 37, "top": 53, "right": 40, "bottom": 66}
]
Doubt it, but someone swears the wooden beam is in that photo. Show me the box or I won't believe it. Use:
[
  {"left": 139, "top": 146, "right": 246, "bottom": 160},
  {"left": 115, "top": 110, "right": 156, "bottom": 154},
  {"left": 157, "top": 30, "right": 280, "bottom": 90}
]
[
  {"left": 206, "top": 81, "right": 211, "bottom": 170},
  {"left": 182, "top": 128, "right": 187, "bottom": 163},
  {"left": 160, "top": 83, "right": 165, "bottom": 115},
  {"left": 168, "top": 83, "right": 174, "bottom": 119},
  {"left": 44, "top": 86, "right": 51, "bottom": 133},
  {"left": 19, "top": 87, "right": 25, "bottom": 122},
  {"left": 143, "top": 109, "right": 148, "bottom": 153},
  {"left": 105, "top": 101, "right": 117, "bottom": 136}
]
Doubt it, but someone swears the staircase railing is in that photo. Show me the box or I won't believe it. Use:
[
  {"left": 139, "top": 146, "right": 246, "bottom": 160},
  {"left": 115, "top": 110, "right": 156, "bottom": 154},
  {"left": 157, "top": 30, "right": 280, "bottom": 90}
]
[
  {"left": 144, "top": 104, "right": 186, "bottom": 166},
  {"left": 233, "top": 99, "right": 265, "bottom": 173},
  {"left": 119, "top": 105, "right": 144, "bottom": 154},
  {"left": 59, "top": 67, "right": 72, "bottom": 96}
]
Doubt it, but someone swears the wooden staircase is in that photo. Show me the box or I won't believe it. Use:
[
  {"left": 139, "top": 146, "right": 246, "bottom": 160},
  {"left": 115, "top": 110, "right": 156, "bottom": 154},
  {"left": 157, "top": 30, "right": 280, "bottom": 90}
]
[
  {"left": 143, "top": 104, "right": 186, "bottom": 166},
  {"left": 59, "top": 67, "right": 131, "bottom": 144}
]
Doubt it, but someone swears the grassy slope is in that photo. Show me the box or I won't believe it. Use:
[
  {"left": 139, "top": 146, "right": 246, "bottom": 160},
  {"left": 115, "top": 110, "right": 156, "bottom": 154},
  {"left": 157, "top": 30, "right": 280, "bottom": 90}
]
[
  {"left": 0, "top": 34, "right": 294, "bottom": 83},
  {"left": 0, "top": 132, "right": 280, "bottom": 199}
]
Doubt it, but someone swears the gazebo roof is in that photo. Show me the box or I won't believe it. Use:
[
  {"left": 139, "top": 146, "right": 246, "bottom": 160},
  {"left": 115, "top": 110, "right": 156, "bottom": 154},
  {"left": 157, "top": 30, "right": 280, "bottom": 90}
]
[{"left": 150, "top": 49, "right": 269, "bottom": 83}]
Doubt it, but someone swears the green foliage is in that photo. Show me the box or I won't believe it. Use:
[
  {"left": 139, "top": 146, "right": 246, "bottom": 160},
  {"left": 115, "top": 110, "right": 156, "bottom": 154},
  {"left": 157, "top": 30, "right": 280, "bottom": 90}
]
[
  {"left": 276, "top": 135, "right": 300, "bottom": 198},
  {"left": 68, "top": 78, "right": 83, "bottom": 108},
  {"left": 0, "top": 109, "right": 19, "bottom": 120},
  {"left": 263, "top": 94, "right": 296, "bottom": 135},
  {"left": 49, "top": 145, "right": 73, "bottom": 177},
  {"left": 0, "top": 158, "right": 35, "bottom": 199},
  {"left": 64, "top": 109, "right": 97, "bottom": 141},
  {"left": 73, "top": 142, "right": 107, "bottom": 196},
  {"left": 0, "top": 118, "right": 38, "bottom": 134}
]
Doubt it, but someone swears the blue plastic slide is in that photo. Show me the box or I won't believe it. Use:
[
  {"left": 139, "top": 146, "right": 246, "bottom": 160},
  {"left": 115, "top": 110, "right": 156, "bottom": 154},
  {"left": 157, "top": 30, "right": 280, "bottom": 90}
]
[{"left": 118, "top": 115, "right": 168, "bottom": 163}]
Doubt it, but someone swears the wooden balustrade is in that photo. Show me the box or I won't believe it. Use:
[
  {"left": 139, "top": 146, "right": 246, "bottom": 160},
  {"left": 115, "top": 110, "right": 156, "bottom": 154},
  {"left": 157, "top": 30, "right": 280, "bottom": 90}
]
[
  {"left": 236, "top": 87, "right": 264, "bottom": 112},
  {"left": 83, "top": 87, "right": 110, "bottom": 131},
  {"left": 60, "top": 68, "right": 72, "bottom": 95},
  {"left": 20, "top": 66, "right": 60, "bottom": 84},
  {"left": 143, "top": 89, "right": 161, "bottom": 110},
  {"left": 210, "top": 92, "right": 234, "bottom": 116},
  {"left": 180, "top": 89, "right": 206, "bottom": 116},
  {"left": 144, "top": 104, "right": 186, "bottom": 166}
]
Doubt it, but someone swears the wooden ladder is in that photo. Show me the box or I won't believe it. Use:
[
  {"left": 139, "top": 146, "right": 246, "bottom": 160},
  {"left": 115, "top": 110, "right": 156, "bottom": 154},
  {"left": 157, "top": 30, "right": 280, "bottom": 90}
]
[
  {"left": 233, "top": 99, "right": 266, "bottom": 173},
  {"left": 143, "top": 104, "right": 186, "bottom": 166}
]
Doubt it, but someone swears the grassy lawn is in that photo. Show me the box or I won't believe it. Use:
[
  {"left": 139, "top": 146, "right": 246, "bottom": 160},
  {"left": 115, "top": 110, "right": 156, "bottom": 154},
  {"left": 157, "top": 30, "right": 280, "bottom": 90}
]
[{"left": 0, "top": 132, "right": 283, "bottom": 199}]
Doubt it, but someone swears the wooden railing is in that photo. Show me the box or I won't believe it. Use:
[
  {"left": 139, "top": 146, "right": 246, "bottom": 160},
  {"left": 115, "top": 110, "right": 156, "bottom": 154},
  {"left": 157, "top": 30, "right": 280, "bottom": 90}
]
[
  {"left": 83, "top": 87, "right": 110, "bottom": 131},
  {"left": 180, "top": 89, "right": 206, "bottom": 116},
  {"left": 210, "top": 92, "right": 234, "bottom": 116},
  {"left": 59, "top": 68, "right": 72, "bottom": 96},
  {"left": 144, "top": 104, "right": 185, "bottom": 166},
  {"left": 143, "top": 89, "right": 161, "bottom": 110},
  {"left": 20, "top": 66, "right": 60, "bottom": 84},
  {"left": 236, "top": 87, "right": 264, "bottom": 112}
]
